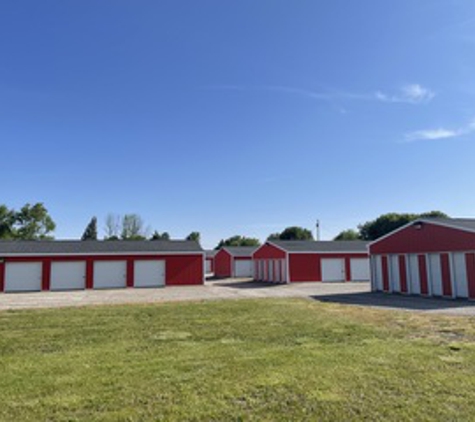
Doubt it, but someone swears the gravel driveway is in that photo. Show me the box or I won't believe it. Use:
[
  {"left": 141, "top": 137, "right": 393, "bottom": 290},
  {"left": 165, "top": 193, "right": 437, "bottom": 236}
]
[{"left": 1, "top": 278, "right": 474, "bottom": 316}]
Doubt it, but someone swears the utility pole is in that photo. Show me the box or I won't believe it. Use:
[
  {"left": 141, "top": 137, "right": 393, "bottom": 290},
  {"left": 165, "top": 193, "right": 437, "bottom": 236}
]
[{"left": 316, "top": 219, "right": 320, "bottom": 241}]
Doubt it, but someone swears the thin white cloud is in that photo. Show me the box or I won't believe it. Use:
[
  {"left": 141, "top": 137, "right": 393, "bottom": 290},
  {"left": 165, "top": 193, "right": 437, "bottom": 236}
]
[
  {"left": 376, "top": 84, "right": 435, "bottom": 104},
  {"left": 405, "top": 118, "right": 475, "bottom": 142},
  {"left": 205, "top": 84, "right": 434, "bottom": 106}
]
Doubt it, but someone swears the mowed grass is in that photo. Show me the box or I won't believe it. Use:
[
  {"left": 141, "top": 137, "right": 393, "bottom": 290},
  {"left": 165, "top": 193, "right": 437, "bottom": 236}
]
[{"left": 1, "top": 299, "right": 475, "bottom": 421}]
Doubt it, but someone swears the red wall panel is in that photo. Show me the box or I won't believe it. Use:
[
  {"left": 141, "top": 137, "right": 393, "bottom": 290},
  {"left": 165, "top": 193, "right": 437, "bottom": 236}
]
[
  {"left": 440, "top": 253, "right": 452, "bottom": 297},
  {"left": 42, "top": 259, "right": 51, "bottom": 291},
  {"left": 465, "top": 253, "right": 475, "bottom": 299},
  {"left": 253, "top": 243, "right": 286, "bottom": 259},
  {"left": 165, "top": 255, "right": 203, "bottom": 286},
  {"left": 0, "top": 261, "right": 5, "bottom": 292},
  {"left": 418, "top": 255, "right": 429, "bottom": 295},
  {"left": 370, "top": 223, "right": 475, "bottom": 255},
  {"left": 214, "top": 250, "right": 232, "bottom": 277},
  {"left": 289, "top": 253, "right": 367, "bottom": 282},
  {"left": 1, "top": 254, "right": 204, "bottom": 290},
  {"left": 289, "top": 254, "right": 320, "bottom": 282},
  {"left": 398, "top": 255, "right": 408, "bottom": 293},
  {"left": 381, "top": 256, "right": 389, "bottom": 292}
]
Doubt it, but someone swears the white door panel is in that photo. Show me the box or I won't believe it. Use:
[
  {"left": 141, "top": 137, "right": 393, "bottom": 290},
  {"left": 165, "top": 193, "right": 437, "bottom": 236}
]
[
  {"left": 452, "top": 253, "right": 468, "bottom": 298},
  {"left": 407, "top": 255, "right": 420, "bottom": 295},
  {"left": 350, "top": 258, "right": 370, "bottom": 281},
  {"left": 134, "top": 260, "right": 165, "bottom": 288},
  {"left": 428, "top": 254, "right": 442, "bottom": 296},
  {"left": 93, "top": 261, "right": 127, "bottom": 289},
  {"left": 389, "top": 255, "right": 400, "bottom": 293},
  {"left": 5, "top": 262, "right": 42, "bottom": 292},
  {"left": 321, "top": 258, "right": 345, "bottom": 282},
  {"left": 51, "top": 261, "right": 86, "bottom": 291},
  {"left": 234, "top": 260, "right": 253, "bottom": 278}
]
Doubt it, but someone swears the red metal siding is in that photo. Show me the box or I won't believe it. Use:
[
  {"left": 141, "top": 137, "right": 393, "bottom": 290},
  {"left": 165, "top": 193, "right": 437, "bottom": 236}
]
[
  {"left": 418, "top": 255, "right": 429, "bottom": 295},
  {"left": 345, "top": 258, "right": 352, "bottom": 282},
  {"left": 253, "top": 243, "right": 286, "bottom": 260},
  {"left": 466, "top": 253, "right": 475, "bottom": 299},
  {"left": 214, "top": 250, "right": 232, "bottom": 277},
  {"left": 42, "top": 259, "right": 51, "bottom": 291},
  {"left": 289, "top": 254, "right": 320, "bottom": 282},
  {"left": 370, "top": 223, "right": 475, "bottom": 254},
  {"left": 381, "top": 256, "right": 389, "bottom": 292},
  {"left": 398, "top": 255, "right": 408, "bottom": 293},
  {"left": 165, "top": 255, "right": 203, "bottom": 285},
  {"left": 288, "top": 253, "right": 367, "bottom": 283},
  {"left": 0, "top": 261, "right": 4, "bottom": 292},
  {"left": 1, "top": 254, "right": 203, "bottom": 290},
  {"left": 127, "top": 259, "right": 134, "bottom": 288},
  {"left": 440, "top": 253, "right": 452, "bottom": 297},
  {"left": 86, "top": 259, "right": 94, "bottom": 289}
]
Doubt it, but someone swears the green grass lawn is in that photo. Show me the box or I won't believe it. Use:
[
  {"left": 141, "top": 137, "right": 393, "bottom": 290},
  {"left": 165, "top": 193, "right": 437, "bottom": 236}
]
[{"left": 1, "top": 299, "right": 475, "bottom": 421}]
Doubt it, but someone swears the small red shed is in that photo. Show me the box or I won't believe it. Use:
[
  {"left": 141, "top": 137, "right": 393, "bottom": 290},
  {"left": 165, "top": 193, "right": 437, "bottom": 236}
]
[
  {"left": 253, "top": 240, "right": 369, "bottom": 283},
  {"left": 214, "top": 246, "right": 258, "bottom": 278},
  {"left": 369, "top": 218, "right": 475, "bottom": 299},
  {"left": 0, "top": 240, "right": 204, "bottom": 293}
]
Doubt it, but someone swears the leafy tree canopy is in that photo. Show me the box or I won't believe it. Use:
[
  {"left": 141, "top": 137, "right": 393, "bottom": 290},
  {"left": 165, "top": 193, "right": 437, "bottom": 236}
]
[
  {"left": 81, "top": 217, "right": 98, "bottom": 240},
  {"left": 186, "top": 232, "right": 200, "bottom": 242},
  {"left": 358, "top": 211, "right": 449, "bottom": 241},
  {"left": 150, "top": 231, "right": 170, "bottom": 241},
  {"left": 268, "top": 226, "right": 313, "bottom": 241},
  {"left": 215, "top": 235, "right": 260, "bottom": 249},
  {"left": 333, "top": 229, "right": 360, "bottom": 241},
  {"left": 7, "top": 203, "right": 56, "bottom": 240}
]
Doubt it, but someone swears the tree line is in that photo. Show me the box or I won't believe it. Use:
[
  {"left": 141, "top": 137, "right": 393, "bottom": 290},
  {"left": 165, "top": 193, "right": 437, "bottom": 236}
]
[
  {"left": 0, "top": 202, "right": 450, "bottom": 247},
  {"left": 333, "top": 211, "right": 448, "bottom": 241}
]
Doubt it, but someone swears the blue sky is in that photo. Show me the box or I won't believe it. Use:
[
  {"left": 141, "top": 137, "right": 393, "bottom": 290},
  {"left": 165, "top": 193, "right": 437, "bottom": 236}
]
[{"left": 1, "top": 1, "right": 475, "bottom": 248}]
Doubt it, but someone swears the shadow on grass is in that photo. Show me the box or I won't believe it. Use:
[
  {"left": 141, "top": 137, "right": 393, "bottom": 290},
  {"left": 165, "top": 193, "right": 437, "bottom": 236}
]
[
  {"left": 311, "top": 292, "right": 475, "bottom": 311},
  {"left": 212, "top": 280, "right": 283, "bottom": 289}
]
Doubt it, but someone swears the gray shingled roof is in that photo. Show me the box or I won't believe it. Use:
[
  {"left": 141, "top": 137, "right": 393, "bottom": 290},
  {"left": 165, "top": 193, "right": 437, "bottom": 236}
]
[
  {"left": 268, "top": 240, "right": 368, "bottom": 253},
  {"left": 205, "top": 250, "right": 218, "bottom": 258},
  {"left": 0, "top": 240, "right": 203, "bottom": 256},
  {"left": 223, "top": 246, "right": 259, "bottom": 257},
  {"left": 420, "top": 218, "right": 475, "bottom": 233}
]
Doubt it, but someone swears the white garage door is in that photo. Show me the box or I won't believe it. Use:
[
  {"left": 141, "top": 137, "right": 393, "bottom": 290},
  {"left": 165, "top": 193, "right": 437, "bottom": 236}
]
[
  {"left": 134, "top": 260, "right": 165, "bottom": 288},
  {"left": 50, "top": 261, "right": 86, "bottom": 291},
  {"left": 407, "top": 254, "right": 421, "bottom": 295},
  {"left": 234, "top": 259, "right": 254, "bottom": 277},
  {"left": 205, "top": 260, "right": 212, "bottom": 274},
  {"left": 93, "top": 261, "right": 127, "bottom": 289},
  {"left": 428, "top": 254, "right": 442, "bottom": 296},
  {"left": 5, "top": 262, "right": 42, "bottom": 292},
  {"left": 452, "top": 253, "right": 468, "bottom": 298},
  {"left": 321, "top": 258, "right": 345, "bottom": 282},
  {"left": 350, "top": 258, "right": 370, "bottom": 281},
  {"left": 389, "top": 255, "right": 400, "bottom": 293}
]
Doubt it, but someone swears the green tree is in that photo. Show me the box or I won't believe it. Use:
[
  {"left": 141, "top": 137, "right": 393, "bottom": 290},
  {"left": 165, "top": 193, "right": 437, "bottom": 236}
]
[
  {"left": 215, "top": 235, "right": 260, "bottom": 249},
  {"left": 121, "top": 214, "right": 147, "bottom": 240},
  {"left": 358, "top": 211, "right": 449, "bottom": 241},
  {"left": 0, "top": 205, "right": 15, "bottom": 239},
  {"left": 104, "top": 213, "right": 121, "bottom": 240},
  {"left": 186, "top": 232, "right": 200, "bottom": 242},
  {"left": 268, "top": 226, "right": 313, "bottom": 241},
  {"left": 150, "top": 231, "right": 170, "bottom": 240},
  {"left": 81, "top": 217, "right": 98, "bottom": 240},
  {"left": 12, "top": 203, "right": 56, "bottom": 239},
  {"left": 333, "top": 229, "right": 360, "bottom": 241}
]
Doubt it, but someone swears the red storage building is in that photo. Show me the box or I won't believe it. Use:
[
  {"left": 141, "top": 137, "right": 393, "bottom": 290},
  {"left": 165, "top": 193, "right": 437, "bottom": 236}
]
[
  {"left": 0, "top": 240, "right": 204, "bottom": 293},
  {"left": 369, "top": 218, "right": 475, "bottom": 299},
  {"left": 214, "top": 246, "right": 258, "bottom": 278},
  {"left": 253, "top": 240, "right": 369, "bottom": 283}
]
